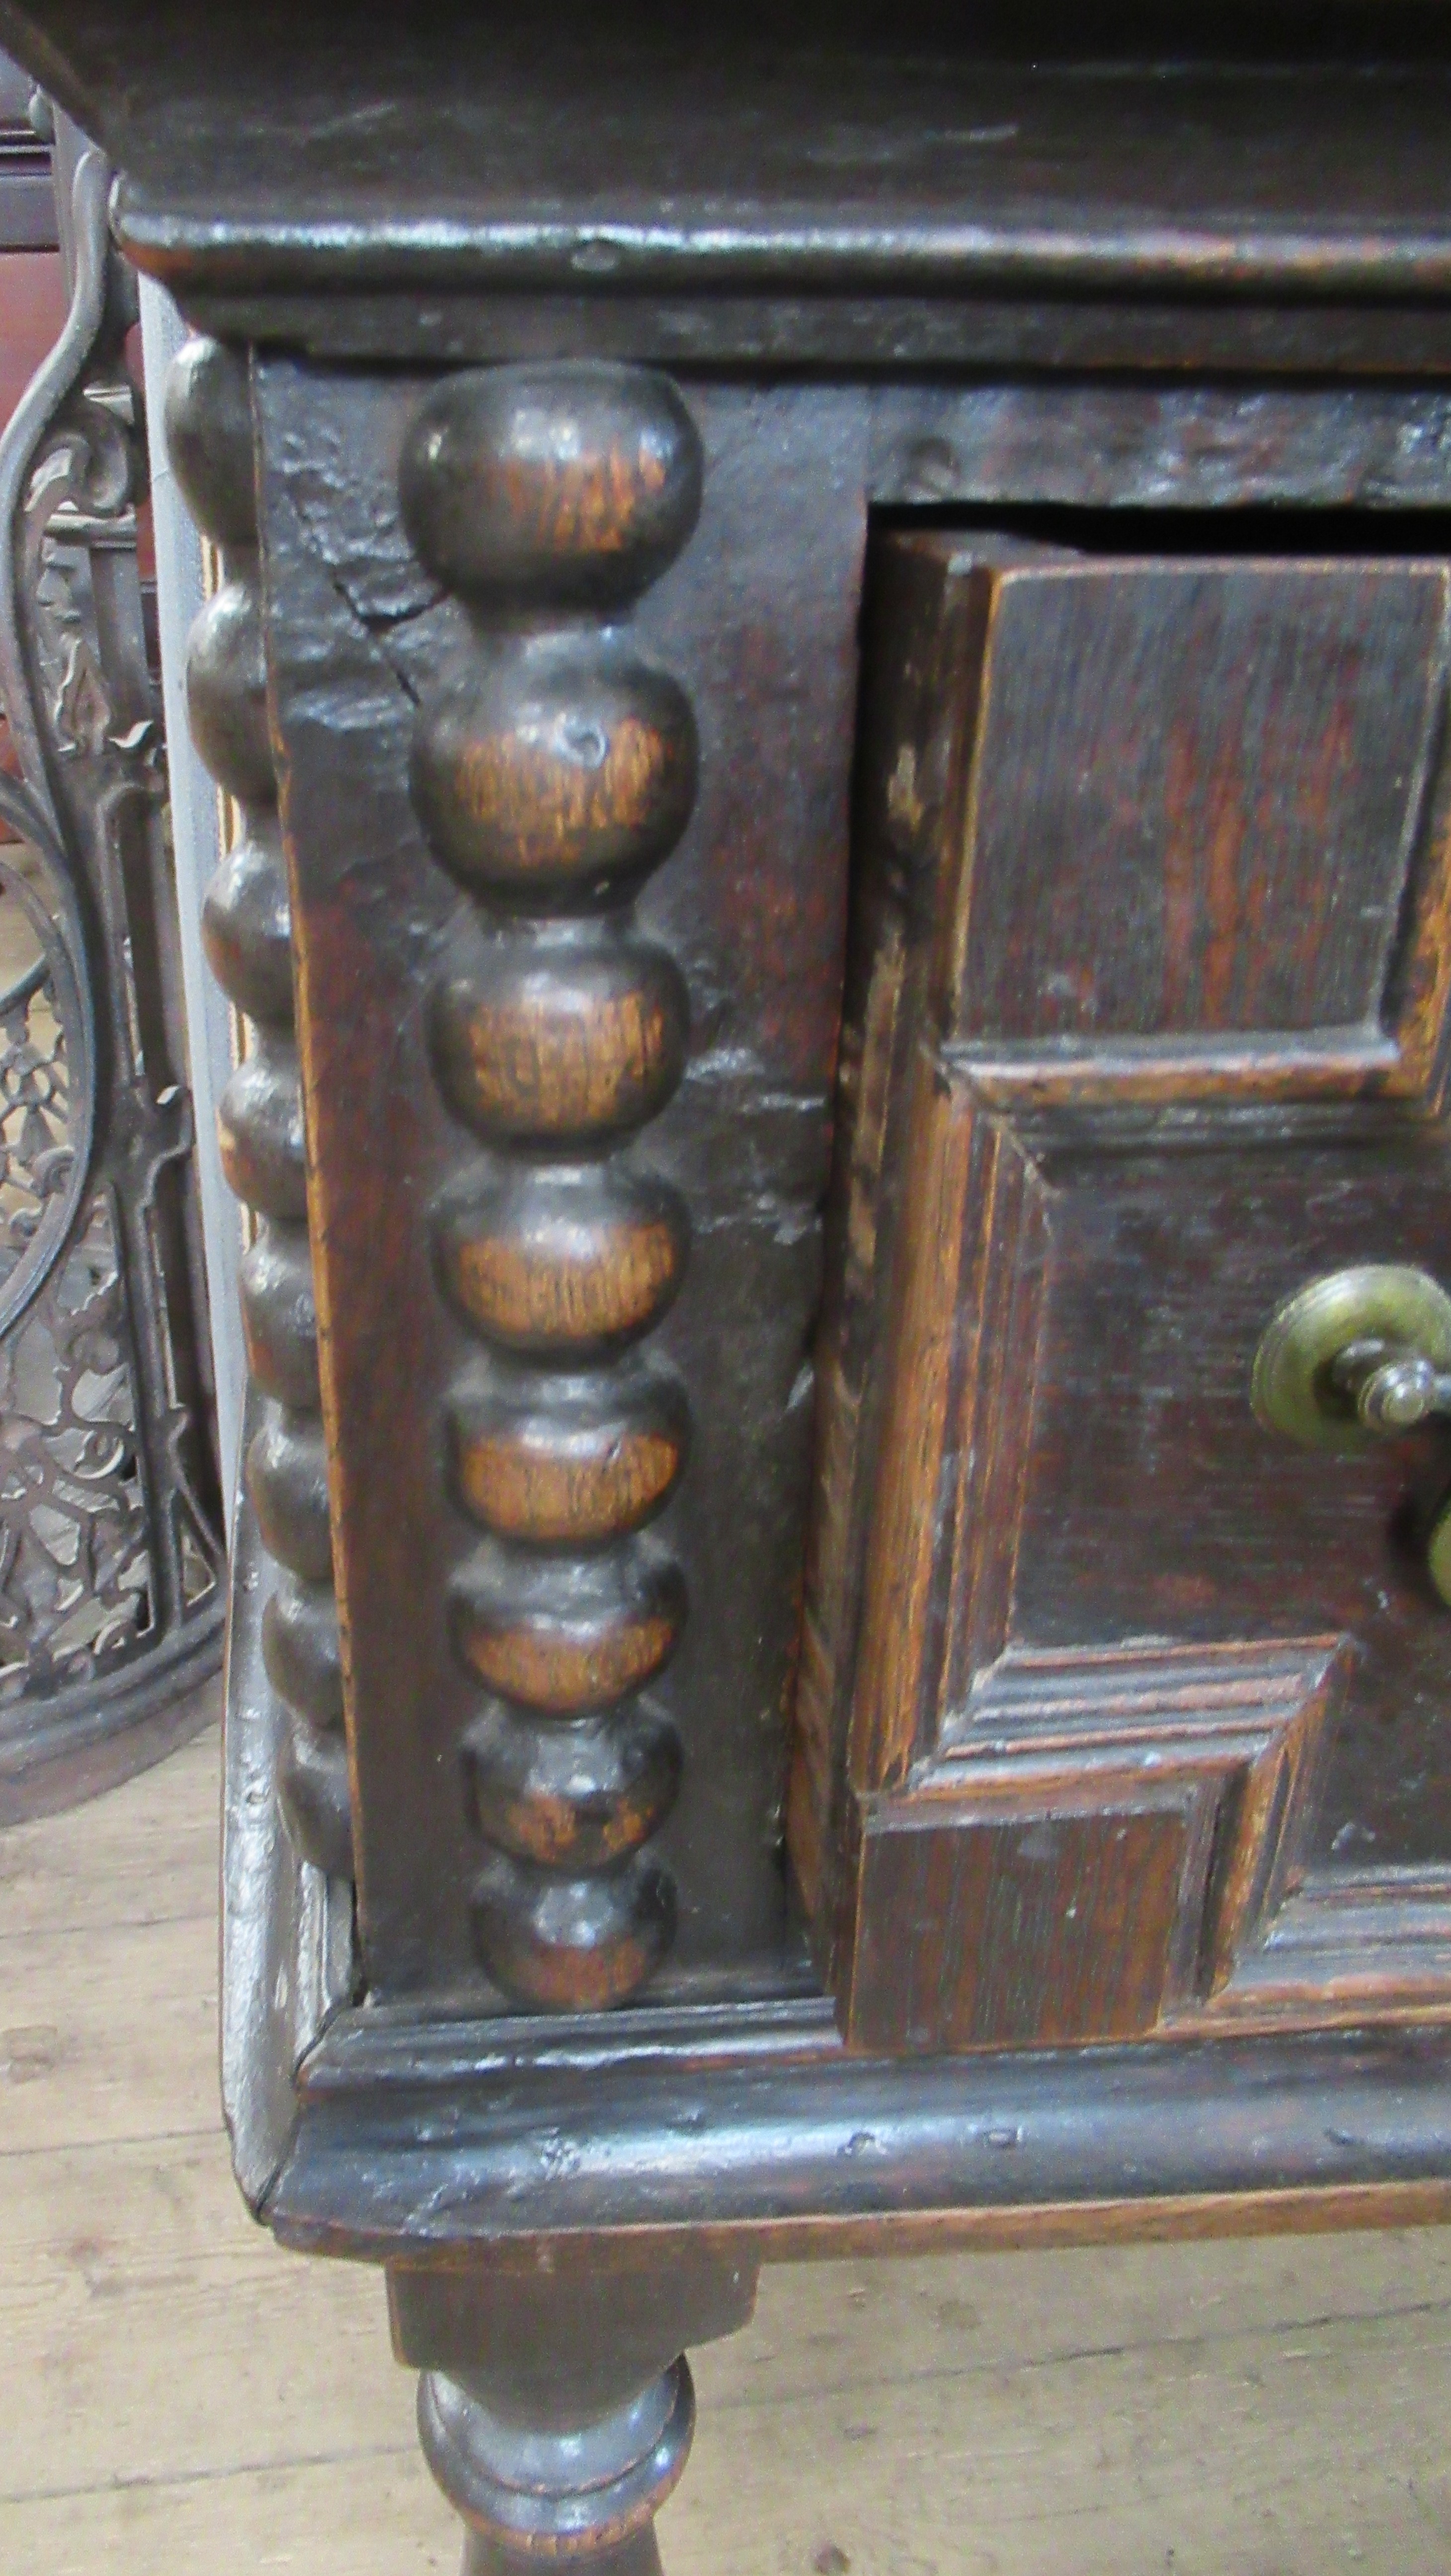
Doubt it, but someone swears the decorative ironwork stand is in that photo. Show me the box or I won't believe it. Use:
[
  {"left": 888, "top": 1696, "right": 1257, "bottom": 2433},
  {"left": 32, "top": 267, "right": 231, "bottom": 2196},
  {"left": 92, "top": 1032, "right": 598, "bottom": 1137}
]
[{"left": 0, "top": 106, "right": 223, "bottom": 1818}]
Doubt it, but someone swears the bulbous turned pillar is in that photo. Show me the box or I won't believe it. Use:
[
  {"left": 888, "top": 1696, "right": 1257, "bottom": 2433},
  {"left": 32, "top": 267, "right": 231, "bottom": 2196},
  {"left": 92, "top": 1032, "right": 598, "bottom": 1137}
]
[
  {"left": 390, "top": 2252, "right": 758, "bottom": 2576},
  {"left": 421, "top": 2359, "right": 692, "bottom": 2576},
  {"left": 164, "top": 332, "right": 353, "bottom": 1880},
  {"left": 399, "top": 360, "right": 705, "bottom": 2012}
]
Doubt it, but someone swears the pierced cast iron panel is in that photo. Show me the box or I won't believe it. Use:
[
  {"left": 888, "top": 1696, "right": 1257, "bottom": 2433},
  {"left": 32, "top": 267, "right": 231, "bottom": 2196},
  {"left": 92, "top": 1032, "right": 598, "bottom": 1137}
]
[{"left": 0, "top": 109, "right": 223, "bottom": 1812}]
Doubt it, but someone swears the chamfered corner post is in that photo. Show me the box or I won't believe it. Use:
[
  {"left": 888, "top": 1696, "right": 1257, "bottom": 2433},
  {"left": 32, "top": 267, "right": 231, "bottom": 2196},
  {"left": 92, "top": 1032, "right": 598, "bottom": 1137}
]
[{"left": 389, "top": 2250, "right": 760, "bottom": 2576}]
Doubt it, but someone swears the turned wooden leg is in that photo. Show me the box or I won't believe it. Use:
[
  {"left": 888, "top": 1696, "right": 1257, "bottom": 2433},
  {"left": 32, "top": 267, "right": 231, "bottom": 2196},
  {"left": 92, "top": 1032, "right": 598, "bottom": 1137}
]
[{"left": 389, "top": 2250, "right": 757, "bottom": 2574}]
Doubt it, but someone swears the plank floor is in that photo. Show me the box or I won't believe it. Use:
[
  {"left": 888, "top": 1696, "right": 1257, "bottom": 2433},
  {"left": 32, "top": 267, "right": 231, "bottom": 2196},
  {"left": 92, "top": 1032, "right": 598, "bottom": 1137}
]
[{"left": 4, "top": 1713, "right": 1451, "bottom": 2573}]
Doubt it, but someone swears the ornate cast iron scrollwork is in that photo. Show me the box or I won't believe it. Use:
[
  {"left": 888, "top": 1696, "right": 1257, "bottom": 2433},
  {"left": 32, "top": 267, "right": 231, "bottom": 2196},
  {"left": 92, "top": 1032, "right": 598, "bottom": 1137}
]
[{"left": 0, "top": 107, "right": 224, "bottom": 1816}]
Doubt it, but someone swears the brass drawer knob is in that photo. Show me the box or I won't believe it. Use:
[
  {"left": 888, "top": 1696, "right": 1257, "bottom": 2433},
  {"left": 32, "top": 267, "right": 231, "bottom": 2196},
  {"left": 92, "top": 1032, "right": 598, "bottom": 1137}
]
[{"left": 1254, "top": 1263, "right": 1451, "bottom": 1604}]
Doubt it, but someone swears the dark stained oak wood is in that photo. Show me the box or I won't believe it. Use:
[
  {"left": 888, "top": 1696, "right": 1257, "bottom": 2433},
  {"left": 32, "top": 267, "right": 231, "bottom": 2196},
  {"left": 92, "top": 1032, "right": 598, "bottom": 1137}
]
[
  {"left": 251, "top": 359, "right": 864, "bottom": 2004},
  {"left": 391, "top": 2250, "right": 756, "bottom": 2575},
  {"left": 17, "top": 6, "right": 1451, "bottom": 2563},
  {"left": 869, "top": 386, "right": 1451, "bottom": 514},
  {"left": 449, "top": 1368, "right": 689, "bottom": 1549},
  {"left": 944, "top": 555, "right": 1447, "bottom": 1048},
  {"left": 432, "top": 934, "right": 690, "bottom": 1150},
  {"left": 844, "top": 1639, "right": 1341, "bottom": 2050},
  {"left": 17, "top": 5, "right": 1451, "bottom": 368},
  {"left": 791, "top": 523, "right": 1451, "bottom": 2055},
  {"left": 270, "top": 1970, "right": 1451, "bottom": 2256},
  {"left": 165, "top": 332, "right": 354, "bottom": 1888}
]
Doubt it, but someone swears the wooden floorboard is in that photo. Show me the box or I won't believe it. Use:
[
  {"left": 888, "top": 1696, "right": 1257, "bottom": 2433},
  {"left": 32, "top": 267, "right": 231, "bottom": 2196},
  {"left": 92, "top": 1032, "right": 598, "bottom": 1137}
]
[{"left": 4, "top": 1718, "right": 1451, "bottom": 2572}]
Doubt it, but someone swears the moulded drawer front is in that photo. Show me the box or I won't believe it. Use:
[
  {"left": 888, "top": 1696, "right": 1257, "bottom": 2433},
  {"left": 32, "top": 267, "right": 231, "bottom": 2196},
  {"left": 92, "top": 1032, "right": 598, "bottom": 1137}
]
[
  {"left": 790, "top": 528, "right": 1451, "bottom": 2056},
  {"left": 954, "top": 558, "right": 1449, "bottom": 1052}
]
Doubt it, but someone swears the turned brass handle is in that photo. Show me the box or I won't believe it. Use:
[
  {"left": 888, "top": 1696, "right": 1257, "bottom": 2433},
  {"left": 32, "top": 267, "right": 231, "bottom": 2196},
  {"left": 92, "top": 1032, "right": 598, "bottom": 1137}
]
[{"left": 1253, "top": 1263, "right": 1451, "bottom": 1605}]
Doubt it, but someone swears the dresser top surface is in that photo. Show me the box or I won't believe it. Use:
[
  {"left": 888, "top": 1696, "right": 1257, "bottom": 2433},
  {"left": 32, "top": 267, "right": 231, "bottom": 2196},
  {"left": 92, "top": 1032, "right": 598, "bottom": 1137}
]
[{"left": 6, "top": 2, "right": 1451, "bottom": 302}]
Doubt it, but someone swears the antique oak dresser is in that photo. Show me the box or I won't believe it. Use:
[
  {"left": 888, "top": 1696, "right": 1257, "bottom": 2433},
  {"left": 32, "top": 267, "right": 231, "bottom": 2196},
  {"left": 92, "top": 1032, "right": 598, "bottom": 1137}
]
[{"left": 10, "top": 4, "right": 1451, "bottom": 2566}]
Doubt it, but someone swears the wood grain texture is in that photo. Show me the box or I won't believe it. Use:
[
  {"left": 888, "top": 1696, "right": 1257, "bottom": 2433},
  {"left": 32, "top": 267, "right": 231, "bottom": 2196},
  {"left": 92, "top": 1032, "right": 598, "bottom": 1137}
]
[
  {"left": 395, "top": 2253, "right": 754, "bottom": 2572},
  {"left": 19, "top": 6, "right": 1451, "bottom": 370},
  {"left": 439, "top": 1171, "right": 688, "bottom": 1355},
  {"left": 204, "top": 1526, "right": 1451, "bottom": 2254},
  {"left": 18, "top": 21, "right": 1451, "bottom": 2567},
  {"left": 790, "top": 536, "right": 991, "bottom": 1942},
  {"left": 945, "top": 553, "right": 1450, "bottom": 1050},
  {"left": 258, "top": 361, "right": 864, "bottom": 2003},
  {"left": 405, "top": 364, "right": 710, "bottom": 2013},
  {"left": 793, "top": 520, "right": 1451, "bottom": 2054},
  {"left": 413, "top": 641, "right": 698, "bottom": 897},
  {"left": 399, "top": 361, "right": 702, "bottom": 607},
  {"left": 274, "top": 2002, "right": 1451, "bottom": 2253},
  {"left": 870, "top": 381, "right": 1451, "bottom": 513},
  {"left": 847, "top": 1641, "right": 1339, "bottom": 2050},
  {"left": 451, "top": 1369, "right": 688, "bottom": 1547},
  {"left": 853, "top": 1800, "right": 1192, "bottom": 2051},
  {"left": 11, "top": 1735, "right": 1451, "bottom": 2575},
  {"left": 848, "top": 1090, "right": 1039, "bottom": 1795},
  {"left": 433, "top": 934, "right": 689, "bottom": 1145},
  {"left": 463, "top": 1700, "right": 681, "bottom": 1867},
  {"left": 0, "top": 1721, "right": 452, "bottom": 2572},
  {"left": 452, "top": 1548, "right": 686, "bottom": 1715}
]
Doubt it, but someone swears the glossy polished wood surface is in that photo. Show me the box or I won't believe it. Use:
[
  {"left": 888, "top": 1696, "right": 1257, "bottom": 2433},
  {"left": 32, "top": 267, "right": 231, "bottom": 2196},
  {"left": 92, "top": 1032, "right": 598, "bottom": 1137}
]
[{"left": 12, "top": 4, "right": 1451, "bottom": 370}]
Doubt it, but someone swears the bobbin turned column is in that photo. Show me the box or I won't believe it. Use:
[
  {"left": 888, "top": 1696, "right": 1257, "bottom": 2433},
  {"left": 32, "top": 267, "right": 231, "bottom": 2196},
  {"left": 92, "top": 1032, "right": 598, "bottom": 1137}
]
[
  {"left": 401, "top": 363, "right": 704, "bottom": 2011},
  {"left": 389, "top": 366, "right": 764, "bottom": 2573},
  {"left": 391, "top": 2252, "right": 758, "bottom": 2576},
  {"left": 155, "top": 285, "right": 858, "bottom": 2557},
  {"left": 163, "top": 334, "right": 353, "bottom": 1882}
]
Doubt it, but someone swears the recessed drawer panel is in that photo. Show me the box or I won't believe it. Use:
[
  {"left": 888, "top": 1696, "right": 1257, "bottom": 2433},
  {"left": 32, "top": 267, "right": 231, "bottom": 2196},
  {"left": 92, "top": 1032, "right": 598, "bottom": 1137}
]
[{"left": 950, "top": 555, "right": 1448, "bottom": 1048}]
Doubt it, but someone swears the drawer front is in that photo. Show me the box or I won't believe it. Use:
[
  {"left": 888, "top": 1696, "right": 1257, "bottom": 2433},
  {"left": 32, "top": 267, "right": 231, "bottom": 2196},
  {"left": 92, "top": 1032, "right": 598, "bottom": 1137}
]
[{"left": 790, "top": 527, "right": 1451, "bottom": 2052}]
